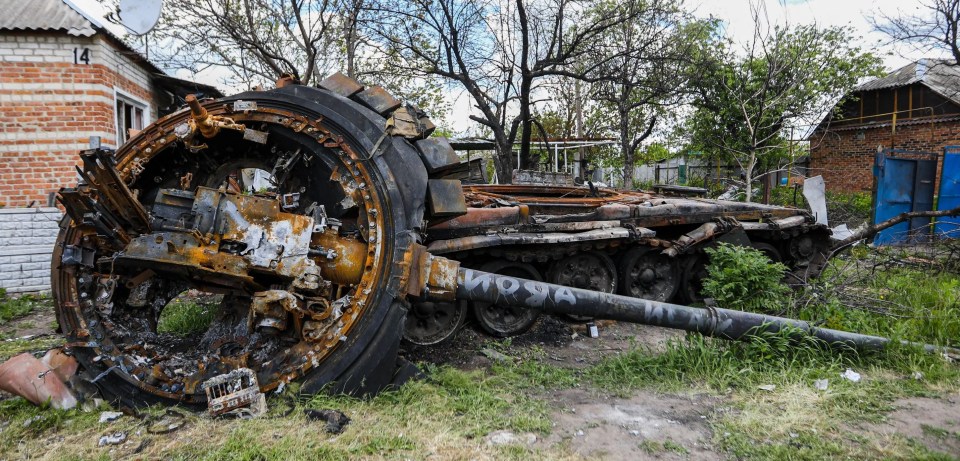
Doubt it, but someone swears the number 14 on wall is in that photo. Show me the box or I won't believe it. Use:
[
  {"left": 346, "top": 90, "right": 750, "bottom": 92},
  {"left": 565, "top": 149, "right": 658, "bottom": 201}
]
[{"left": 73, "top": 48, "right": 90, "bottom": 65}]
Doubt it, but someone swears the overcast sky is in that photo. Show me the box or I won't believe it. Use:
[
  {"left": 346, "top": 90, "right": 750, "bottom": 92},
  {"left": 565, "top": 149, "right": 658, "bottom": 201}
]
[{"left": 72, "top": 0, "right": 944, "bottom": 133}]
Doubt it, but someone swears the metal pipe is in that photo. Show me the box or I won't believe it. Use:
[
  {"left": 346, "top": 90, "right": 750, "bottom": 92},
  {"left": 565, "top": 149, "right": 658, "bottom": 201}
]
[{"left": 454, "top": 268, "right": 959, "bottom": 356}]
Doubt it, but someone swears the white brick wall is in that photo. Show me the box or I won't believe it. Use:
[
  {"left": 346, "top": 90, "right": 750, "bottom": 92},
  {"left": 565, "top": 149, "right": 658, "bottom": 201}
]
[{"left": 0, "top": 208, "right": 61, "bottom": 293}]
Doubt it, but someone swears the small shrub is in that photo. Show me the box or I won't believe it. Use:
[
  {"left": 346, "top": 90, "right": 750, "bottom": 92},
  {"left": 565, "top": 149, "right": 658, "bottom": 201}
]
[{"left": 702, "top": 243, "right": 790, "bottom": 312}]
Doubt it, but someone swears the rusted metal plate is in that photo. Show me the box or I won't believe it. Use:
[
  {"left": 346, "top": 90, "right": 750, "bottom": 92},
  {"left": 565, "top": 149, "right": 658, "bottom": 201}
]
[
  {"left": 318, "top": 72, "right": 364, "bottom": 97},
  {"left": 415, "top": 137, "right": 461, "bottom": 174},
  {"left": 427, "top": 179, "right": 467, "bottom": 218},
  {"left": 353, "top": 86, "right": 402, "bottom": 115}
]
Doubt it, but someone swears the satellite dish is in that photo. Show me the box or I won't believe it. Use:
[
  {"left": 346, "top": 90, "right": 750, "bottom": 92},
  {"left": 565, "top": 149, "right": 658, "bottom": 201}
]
[{"left": 118, "top": 0, "right": 162, "bottom": 36}]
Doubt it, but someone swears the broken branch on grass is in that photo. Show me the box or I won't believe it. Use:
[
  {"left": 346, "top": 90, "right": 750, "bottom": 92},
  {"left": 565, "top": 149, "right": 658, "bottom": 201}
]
[{"left": 830, "top": 205, "right": 960, "bottom": 252}]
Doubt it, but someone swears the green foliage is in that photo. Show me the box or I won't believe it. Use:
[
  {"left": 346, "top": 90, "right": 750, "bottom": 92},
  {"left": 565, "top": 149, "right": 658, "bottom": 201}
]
[
  {"left": 701, "top": 243, "right": 790, "bottom": 312},
  {"left": 684, "top": 20, "right": 883, "bottom": 193},
  {"left": 0, "top": 293, "right": 40, "bottom": 324},
  {"left": 157, "top": 300, "right": 219, "bottom": 336}
]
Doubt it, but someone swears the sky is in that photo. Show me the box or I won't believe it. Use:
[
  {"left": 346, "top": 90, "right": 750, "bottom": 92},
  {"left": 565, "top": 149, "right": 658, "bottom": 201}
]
[{"left": 70, "top": 0, "right": 945, "bottom": 133}]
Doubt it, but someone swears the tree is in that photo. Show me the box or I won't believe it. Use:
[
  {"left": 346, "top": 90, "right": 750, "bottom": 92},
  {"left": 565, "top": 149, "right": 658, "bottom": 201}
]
[
  {"left": 370, "top": 0, "right": 639, "bottom": 183},
  {"left": 872, "top": 0, "right": 960, "bottom": 65},
  {"left": 685, "top": 6, "right": 882, "bottom": 201},
  {"left": 586, "top": 0, "right": 716, "bottom": 189},
  {"left": 97, "top": 0, "right": 451, "bottom": 124}
]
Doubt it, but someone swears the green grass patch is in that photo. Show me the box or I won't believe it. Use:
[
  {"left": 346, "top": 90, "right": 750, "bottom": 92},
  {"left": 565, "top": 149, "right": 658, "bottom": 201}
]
[
  {"left": 0, "top": 291, "right": 51, "bottom": 324},
  {"left": 0, "top": 336, "right": 64, "bottom": 361},
  {"left": 157, "top": 299, "right": 220, "bottom": 336}
]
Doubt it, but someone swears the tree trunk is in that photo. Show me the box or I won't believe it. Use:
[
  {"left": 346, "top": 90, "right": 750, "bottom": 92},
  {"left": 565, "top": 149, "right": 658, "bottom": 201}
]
[
  {"left": 494, "top": 140, "right": 514, "bottom": 184},
  {"left": 620, "top": 122, "right": 634, "bottom": 189},
  {"left": 516, "top": 0, "right": 534, "bottom": 172},
  {"left": 743, "top": 150, "right": 757, "bottom": 202}
]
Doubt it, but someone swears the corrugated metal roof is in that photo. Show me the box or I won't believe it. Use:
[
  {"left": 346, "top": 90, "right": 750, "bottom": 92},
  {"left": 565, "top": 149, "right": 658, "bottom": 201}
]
[
  {"left": 857, "top": 59, "right": 960, "bottom": 105},
  {"left": 0, "top": 0, "right": 96, "bottom": 36}
]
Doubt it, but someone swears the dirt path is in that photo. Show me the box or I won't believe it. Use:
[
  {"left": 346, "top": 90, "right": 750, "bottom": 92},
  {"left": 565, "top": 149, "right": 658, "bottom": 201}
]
[
  {"left": 541, "top": 388, "right": 720, "bottom": 460},
  {"left": 861, "top": 395, "right": 960, "bottom": 456}
]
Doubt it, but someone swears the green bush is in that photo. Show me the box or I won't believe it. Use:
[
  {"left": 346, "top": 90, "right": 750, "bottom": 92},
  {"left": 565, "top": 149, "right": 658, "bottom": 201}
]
[{"left": 701, "top": 243, "right": 790, "bottom": 312}]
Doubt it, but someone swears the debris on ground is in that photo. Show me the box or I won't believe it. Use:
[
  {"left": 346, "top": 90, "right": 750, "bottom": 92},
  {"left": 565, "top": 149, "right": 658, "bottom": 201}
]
[
  {"left": 99, "top": 411, "right": 123, "bottom": 423},
  {"left": 814, "top": 379, "right": 829, "bottom": 391},
  {"left": 913, "top": 371, "right": 924, "bottom": 381},
  {"left": 484, "top": 430, "right": 537, "bottom": 446},
  {"left": 145, "top": 410, "right": 188, "bottom": 434},
  {"left": 0, "top": 349, "right": 79, "bottom": 409},
  {"left": 757, "top": 384, "right": 776, "bottom": 391},
  {"left": 304, "top": 409, "right": 351, "bottom": 434},
  {"left": 98, "top": 432, "right": 127, "bottom": 447},
  {"left": 840, "top": 369, "right": 862, "bottom": 382},
  {"left": 480, "top": 348, "right": 514, "bottom": 363},
  {"left": 586, "top": 322, "right": 599, "bottom": 338},
  {"left": 201, "top": 368, "right": 267, "bottom": 419}
]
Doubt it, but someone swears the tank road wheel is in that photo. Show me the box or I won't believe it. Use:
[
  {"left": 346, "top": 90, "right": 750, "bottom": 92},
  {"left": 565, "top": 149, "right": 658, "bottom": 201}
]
[
  {"left": 471, "top": 261, "right": 542, "bottom": 337},
  {"left": 548, "top": 251, "right": 617, "bottom": 322},
  {"left": 50, "top": 78, "right": 457, "bottom": 407},
  {"left": 751, "top": 242, "right": 783, "bottom": 263},
  {"left": 618, "top": 247, "right": 681, "bottom": 302},
  {"left": 403, "top": 300, "right": 468, "bottom": 346},
  {"left": 677, "top": 253, "right": 709, "bottom": 304}
]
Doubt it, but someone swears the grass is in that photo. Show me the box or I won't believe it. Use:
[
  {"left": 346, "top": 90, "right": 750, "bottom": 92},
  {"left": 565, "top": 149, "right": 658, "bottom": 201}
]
[
  {"left": 0, "top": 336, "right": 64, "bottom": 361},
  {"left": 0, "top": 365, "right": 578, "bottom": 461},
  {"left": 157, "top": 298, "right": 221, "bottom": 336},
  {"left": 639, "top": 438, "right": 689, "bottom": 454},
  {"left": 0, "top": 291, "right": 51, "bottom": 325}
]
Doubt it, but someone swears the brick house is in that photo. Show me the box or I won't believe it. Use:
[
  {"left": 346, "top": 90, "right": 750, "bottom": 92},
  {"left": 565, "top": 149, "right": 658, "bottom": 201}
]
[
  {"left": 808, "top": 59, "right": 960, "bottom": 193},
  {"left": 0, "top": 0, "right": 220, "bottom": 293}
]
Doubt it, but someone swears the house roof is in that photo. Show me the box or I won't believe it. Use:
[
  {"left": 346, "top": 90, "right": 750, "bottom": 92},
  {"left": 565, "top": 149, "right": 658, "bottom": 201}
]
[
  {"left": 0, "top": 0, "right": 168, "bottom": 76},
  {"left": 856, "top": 59, "right": 960, "bottom": 106},
  {"left": 0, "top": 0, "right": 96, "bottom": 36}
]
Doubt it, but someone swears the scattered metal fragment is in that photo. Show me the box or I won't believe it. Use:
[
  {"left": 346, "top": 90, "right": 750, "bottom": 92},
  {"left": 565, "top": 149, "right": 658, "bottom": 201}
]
[
  {"left": 0, "top": 353, "right": 77, "bottom": 410},
  {"left": 586, "top": 322, "right": 599, "bottom": 338},
  {"left": 144, "top": 409, "right": 188, "bottom": 434},
  {"left": 202, "top": 368, "right": 267, "bottom": 419},
  {"left": 99, "top": 411, "right": 123, "bottom": 423},
  {"left": 480, "top": 348, "right": 514, "bottom": 363},
  {"left": 304, "top": 409, "right": 350, "bottom": 434},
  {"left": 98, "top": 432, "right": 127, "bottom": 447}
]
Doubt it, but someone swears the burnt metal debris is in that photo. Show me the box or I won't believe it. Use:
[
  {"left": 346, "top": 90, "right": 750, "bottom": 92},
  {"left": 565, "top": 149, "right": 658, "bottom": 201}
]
[{"left": 47, "top": 72, "right": 949, "bottom": 408}]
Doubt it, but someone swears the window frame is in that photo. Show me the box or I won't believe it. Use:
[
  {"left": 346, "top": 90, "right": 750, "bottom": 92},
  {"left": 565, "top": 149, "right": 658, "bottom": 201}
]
[{"left": 113, "top": 88, "right": 152, "bottom": 147}]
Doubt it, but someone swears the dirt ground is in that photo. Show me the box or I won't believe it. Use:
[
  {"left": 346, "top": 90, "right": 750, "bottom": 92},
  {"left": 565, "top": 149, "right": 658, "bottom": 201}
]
[{"left": 407, "top": 317, "right": 725, "bottom": 459}]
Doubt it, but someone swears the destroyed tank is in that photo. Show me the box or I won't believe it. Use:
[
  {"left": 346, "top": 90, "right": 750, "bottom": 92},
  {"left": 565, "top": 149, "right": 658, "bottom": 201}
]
[
  {"left": 407, "top": 184, "right": 832, "bottom": 344},
  {"left": 51, "top": 74, "right": 833, "bottom": 408}
]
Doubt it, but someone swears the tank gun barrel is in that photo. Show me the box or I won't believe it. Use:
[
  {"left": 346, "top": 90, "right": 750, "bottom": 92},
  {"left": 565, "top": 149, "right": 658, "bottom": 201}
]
[{"left": 449, "top": 267, "right": 959, "bottom": 357}]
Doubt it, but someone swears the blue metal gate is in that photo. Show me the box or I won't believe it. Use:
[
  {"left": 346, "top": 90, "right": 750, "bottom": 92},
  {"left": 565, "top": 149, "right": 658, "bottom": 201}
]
[
  {"left": 935, "top": 146, "right": 960, "bottom": 238},
  {"left": 872, "top": 149, "right": 937, "bottom": 245}
]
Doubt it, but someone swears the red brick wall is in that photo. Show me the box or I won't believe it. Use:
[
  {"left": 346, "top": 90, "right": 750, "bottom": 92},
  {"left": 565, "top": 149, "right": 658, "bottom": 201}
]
[
  {"left": 0, "top": 32, "right": 157, "bottom": 207},
  {"left": 808, "top": 119, "right": 960, "bottom": 194}
]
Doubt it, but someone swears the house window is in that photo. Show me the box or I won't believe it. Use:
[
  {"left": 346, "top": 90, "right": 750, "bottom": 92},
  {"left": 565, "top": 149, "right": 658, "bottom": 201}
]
[{"left": 116, "top": 94, "right": 148, "bottom": 145}]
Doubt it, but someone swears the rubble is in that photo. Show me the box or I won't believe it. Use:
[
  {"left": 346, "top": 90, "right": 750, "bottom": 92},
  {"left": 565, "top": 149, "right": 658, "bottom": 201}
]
[{"left": 98, "top": 432, "right": 127, "bottom": 447}]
